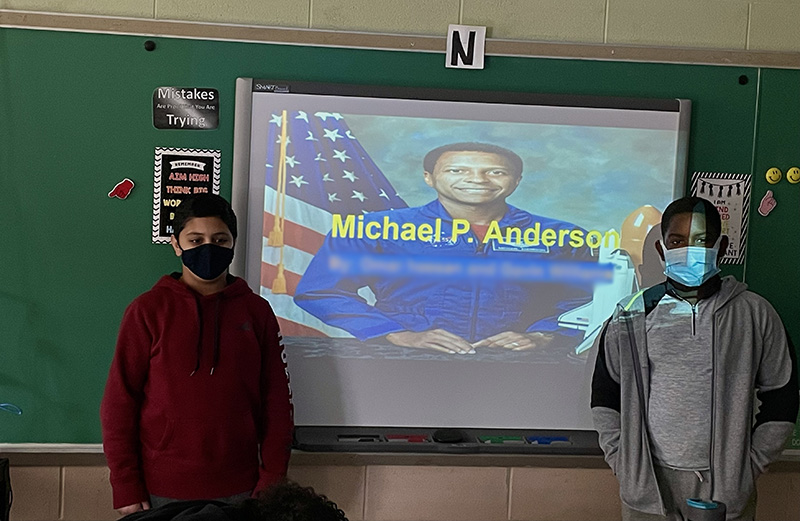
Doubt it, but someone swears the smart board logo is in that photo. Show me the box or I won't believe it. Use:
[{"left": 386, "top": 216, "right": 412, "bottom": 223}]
[{"left": 255, "top": 82, "right": 290, "bottom": 93}]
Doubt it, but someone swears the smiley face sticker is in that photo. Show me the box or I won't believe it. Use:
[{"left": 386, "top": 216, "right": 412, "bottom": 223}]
[
  {"left": 766, "top": 166, "right": 783, "bottom": 185},
  {"left": 787, "top": 167, "right": 800, "bottom": 184},
  {"left": 766, "top": 167, "right": 782, "bottom": 184}
]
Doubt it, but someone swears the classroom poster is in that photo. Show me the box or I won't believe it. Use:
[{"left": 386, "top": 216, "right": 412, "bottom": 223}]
[
  {"left": 152, "top": 87, "right": 219, "bottom": 130},
  {"left": 691, "top": 172, "right": 751, "bottom": 264},
  {"left": 152, "top": 147, "right": 221, "bottom": 243}
]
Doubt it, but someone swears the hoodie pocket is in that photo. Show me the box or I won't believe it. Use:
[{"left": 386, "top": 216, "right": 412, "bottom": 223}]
[
  {"left": 156, "top": 412, "right": 259, "bottom": 471},
  {"left": 141, "top": 414, "right": 173, "bottom": 453}
]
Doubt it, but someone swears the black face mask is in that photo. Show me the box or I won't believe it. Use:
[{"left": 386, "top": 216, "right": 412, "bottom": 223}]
[{"left": 180, "top": 243, "right": 234, "bottom": 281}]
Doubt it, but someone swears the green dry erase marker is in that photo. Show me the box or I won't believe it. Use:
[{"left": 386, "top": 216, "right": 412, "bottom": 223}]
[{"left": 478, "top": 435, "right": 525, "bottom": 444}]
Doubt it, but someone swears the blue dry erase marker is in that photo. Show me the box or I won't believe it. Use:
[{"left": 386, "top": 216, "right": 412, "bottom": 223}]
[
  {"left": 0, "top": 403, "right": 22, "bottom": 415},
  {"left": 525, "top": 435, "right": 570, "bottom": 445}
]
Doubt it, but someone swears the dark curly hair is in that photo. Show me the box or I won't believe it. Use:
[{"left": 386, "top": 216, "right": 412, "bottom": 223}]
[{"left": 239, "top": 480, "right": 349, "bottom": 521}]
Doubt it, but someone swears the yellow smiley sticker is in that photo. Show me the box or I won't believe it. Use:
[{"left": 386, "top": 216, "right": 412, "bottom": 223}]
[
  {"left": 766, "top": 167, "right": 782, "bottom": 184},
  {"left": 787, "top": 167, "right": 800, "bottom": 184}
]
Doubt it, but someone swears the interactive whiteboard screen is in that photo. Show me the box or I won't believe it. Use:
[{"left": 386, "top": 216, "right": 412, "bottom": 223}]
[{"left": 233, "top": 79, "right": 690, "bottom": 430}]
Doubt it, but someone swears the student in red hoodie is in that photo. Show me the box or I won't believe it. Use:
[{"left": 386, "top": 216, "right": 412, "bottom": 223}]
[{"left": 101, "top": 194, "right": 294, "bottom": 516}]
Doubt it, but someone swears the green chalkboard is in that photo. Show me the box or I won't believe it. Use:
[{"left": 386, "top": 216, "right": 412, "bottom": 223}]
[{"left": 1, "top": 26, "right": 796, "bottom": 444}]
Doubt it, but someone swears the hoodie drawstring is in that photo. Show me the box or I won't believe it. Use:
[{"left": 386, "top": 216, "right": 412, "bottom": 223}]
[
  {"left": 211, "top": 295, "right": 222, "bottom": 375},
  {"left": 190, "top": 294, "right": 224, "bottom": 376},
  {"left": 190, "top": 296, "right": 203, "bottom": 376}
]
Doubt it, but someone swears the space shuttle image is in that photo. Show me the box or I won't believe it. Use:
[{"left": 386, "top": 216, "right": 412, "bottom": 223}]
[{"left": 558, "top": 205, "right": 663, "bottom": 355}]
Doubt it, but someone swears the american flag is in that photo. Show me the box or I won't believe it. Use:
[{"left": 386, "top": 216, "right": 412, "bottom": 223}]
[{"left": 261, "top": 109, "right": 407, "bottom": 337}]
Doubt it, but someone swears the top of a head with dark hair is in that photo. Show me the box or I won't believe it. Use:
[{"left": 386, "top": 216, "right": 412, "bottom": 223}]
[
  {"left": 660, "top": 196, "right": 721, "bottom": 241},
  {"left": 239, "top": 480, "right": 349, "bottom": 521},
  {"left": 172, "top": 193, "right": 238, "bottom": 241},
  {"left": 423, "top": 142, "right": 524, "bottom": 177}
]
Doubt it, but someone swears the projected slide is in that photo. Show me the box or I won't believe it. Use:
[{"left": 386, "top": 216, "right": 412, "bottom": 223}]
[{"left": 236, "top": 80, "right": 689, "bottom": 428}]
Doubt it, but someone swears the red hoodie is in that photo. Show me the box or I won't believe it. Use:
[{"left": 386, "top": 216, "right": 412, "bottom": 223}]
[{"left": 101, "top": 274, "right": 294, "bottom": 509}]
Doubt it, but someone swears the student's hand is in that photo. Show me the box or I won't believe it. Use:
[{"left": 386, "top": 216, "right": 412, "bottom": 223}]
[
  {"left": 386, "top": 329, "right": 475, "bottom": 354},
  {"left": 117, "top": 501, "right": 150, "bottom": 516},
  {"left": 472, "top": 331, "right": 554, "bottom": 351}
]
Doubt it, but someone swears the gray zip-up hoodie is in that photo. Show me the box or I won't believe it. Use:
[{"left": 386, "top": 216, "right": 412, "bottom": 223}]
[{"left": 591, "top": 276, "right": 798, "bottom": 517}]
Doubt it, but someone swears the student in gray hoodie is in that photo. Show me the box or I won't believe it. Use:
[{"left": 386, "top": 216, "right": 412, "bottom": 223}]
[{"left": 591, "top": 196, "right": 798, "bottom": 520}]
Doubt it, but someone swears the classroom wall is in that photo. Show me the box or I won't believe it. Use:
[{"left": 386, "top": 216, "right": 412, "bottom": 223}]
[
  {"left": 1, "top": 0, "right": 800, "bottom": 53},
  {"left": 4, "top": 0, "right": 800, "bottom": 518},
  {"left": 6, "top": 456, "right": 800, "bottom": 521}
]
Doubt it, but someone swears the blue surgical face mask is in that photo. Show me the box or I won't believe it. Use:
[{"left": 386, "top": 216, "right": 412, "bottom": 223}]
[
  {"left": 660, "top": 236, "right": 722, "bottom": 288},
  {"left": 180, "top": 243, "right": 234, "bottom": 281}
]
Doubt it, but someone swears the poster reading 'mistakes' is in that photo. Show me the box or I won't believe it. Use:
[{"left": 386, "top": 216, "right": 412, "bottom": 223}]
[{"left": 152, "top": 147, "right": 221, "bottom": 243}]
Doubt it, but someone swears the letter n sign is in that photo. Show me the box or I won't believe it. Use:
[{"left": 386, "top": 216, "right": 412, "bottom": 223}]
[{"left": 446, "top": 24, "right": 486, "bottom": 69}]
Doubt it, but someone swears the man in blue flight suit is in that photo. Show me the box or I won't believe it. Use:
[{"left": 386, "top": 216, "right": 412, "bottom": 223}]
[{"left": 294, "top": 142, "right": 595, "bottom": 354}]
